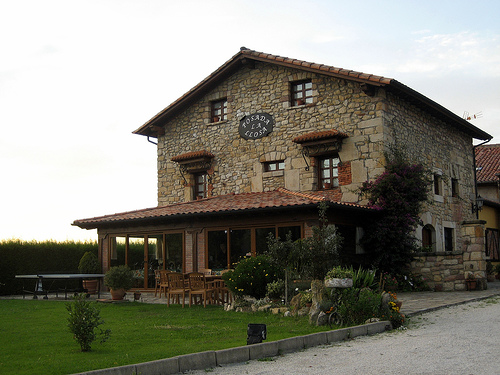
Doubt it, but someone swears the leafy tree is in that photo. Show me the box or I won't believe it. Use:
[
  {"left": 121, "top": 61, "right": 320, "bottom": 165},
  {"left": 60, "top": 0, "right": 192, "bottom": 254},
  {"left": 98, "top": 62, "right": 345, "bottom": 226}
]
[{"left": 359, "top": 146, "right": 431, "bottom": 273}]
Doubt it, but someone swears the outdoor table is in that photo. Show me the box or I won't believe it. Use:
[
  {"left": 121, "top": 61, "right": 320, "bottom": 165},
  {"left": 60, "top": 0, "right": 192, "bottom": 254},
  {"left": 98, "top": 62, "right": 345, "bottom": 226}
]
[{"left": 15, "top": 274, "right": 105, "bottom": 299}]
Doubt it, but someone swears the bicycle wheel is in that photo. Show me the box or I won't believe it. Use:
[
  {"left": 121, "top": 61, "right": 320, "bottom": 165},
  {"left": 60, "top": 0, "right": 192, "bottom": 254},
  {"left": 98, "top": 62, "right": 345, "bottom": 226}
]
[{"left": 328, "top": 311, "right": 343, "bottom": 327}]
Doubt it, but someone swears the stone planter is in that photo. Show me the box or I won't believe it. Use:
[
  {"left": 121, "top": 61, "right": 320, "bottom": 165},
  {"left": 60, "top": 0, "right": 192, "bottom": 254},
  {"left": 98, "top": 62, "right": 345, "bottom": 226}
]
[{"left": 324, "top": 278, "right": 353, "bottom": 289}]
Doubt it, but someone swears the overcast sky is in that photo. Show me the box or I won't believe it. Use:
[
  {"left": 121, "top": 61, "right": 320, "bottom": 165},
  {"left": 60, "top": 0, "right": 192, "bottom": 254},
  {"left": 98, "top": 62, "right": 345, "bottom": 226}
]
[{"left": 1, "top": 0, "right": 499, "bottom": 242}]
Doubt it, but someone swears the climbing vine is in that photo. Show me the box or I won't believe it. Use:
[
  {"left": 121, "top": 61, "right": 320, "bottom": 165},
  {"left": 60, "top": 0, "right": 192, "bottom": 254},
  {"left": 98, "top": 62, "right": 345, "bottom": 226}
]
[{"left": 359, "top": 147, "right": 431, "bottom": 273}]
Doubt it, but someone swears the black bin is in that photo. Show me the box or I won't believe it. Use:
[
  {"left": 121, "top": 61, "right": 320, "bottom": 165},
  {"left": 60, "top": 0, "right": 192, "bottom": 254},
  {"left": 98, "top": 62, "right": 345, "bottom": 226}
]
[{"left": 247, "top": 323, "right": 267, "bottom": 345}]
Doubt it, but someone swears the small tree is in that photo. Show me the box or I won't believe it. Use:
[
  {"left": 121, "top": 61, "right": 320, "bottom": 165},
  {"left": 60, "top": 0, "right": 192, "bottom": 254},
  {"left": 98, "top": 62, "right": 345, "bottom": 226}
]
[
  {"left": 359, "top": 146, "right": 431, "bottom": 274},
  {"left": 266, "top": 202, "right": 343, "bottom": 281},
  {"left": 66, "top": 293, "right": 111, "bottom": 352}
]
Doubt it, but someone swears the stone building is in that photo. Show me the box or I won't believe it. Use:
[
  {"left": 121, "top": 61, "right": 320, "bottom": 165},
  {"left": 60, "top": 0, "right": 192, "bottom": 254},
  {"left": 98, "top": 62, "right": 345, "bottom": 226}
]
[
  {"left": 475, "top": 144, "right": 500, "bottom": 263},
  {"left": 73, "top": 48, "right": 492, "bottom": 291}
]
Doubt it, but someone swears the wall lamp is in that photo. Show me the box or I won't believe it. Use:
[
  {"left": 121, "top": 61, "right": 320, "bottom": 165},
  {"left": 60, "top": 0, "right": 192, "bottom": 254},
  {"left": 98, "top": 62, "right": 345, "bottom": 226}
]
[{"left": 471, "top": 195, "right": 484, "bottom": 215}]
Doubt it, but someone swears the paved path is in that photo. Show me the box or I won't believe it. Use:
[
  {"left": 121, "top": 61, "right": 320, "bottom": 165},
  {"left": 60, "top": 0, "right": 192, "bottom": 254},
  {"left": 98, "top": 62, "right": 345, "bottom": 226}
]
[{"left": 186, "top": 284, "right": 500, "bottom": 375}]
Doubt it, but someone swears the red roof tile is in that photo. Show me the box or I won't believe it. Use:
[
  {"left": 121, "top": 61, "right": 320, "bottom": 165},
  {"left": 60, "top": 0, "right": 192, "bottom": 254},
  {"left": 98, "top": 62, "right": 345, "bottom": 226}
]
[
  {"left": 73, "top": 188, "right": 371, "bottom": 229},
  {"left": 475, "top": 144, "right": 500, "bottom": 183},
  {"left": 292, "top": 130, "right": 349, "bottom": 144},
  {"left": 171, "top": 150, "right": 214, "bottom": 162}
]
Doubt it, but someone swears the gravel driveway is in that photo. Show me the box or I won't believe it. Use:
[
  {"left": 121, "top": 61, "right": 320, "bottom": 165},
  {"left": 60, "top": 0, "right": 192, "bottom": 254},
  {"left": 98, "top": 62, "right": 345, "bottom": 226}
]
[{"left": 188, "top": 296, "right": 500, "bottom": 375}]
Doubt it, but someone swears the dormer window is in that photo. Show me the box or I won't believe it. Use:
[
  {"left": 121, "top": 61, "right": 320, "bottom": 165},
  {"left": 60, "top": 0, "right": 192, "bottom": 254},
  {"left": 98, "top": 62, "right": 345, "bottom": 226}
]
[
  {"left": 291, "top": 80, "right": 313, "bottom": 106},
  {"left": 211, "top": 99, "right": 227, "bottom": 122}
]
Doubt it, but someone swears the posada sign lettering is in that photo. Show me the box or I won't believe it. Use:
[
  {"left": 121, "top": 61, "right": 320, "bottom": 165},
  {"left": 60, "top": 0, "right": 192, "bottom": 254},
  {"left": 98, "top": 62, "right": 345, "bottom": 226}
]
[{"left": 238, "top": 113, "right": 274, "bottom": 140}]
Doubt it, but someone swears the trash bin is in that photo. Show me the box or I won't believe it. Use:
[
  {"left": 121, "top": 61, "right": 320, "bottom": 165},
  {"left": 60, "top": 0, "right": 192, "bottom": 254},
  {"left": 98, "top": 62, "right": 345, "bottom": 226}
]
[{"left": 247, "top": 323, "right": 267, "bottom": 345}]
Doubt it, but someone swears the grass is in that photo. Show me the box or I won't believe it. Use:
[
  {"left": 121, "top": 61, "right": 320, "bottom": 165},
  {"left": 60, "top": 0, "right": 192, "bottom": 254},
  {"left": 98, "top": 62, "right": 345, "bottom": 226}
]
[{"left": 0, "top": 299, "right": 333, "bottom": 375}]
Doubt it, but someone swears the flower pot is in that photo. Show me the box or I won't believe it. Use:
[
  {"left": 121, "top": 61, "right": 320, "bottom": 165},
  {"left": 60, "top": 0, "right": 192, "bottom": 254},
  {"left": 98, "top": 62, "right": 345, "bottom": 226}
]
[
  {"left": 110, "top": 288, "right": 126, "bottom": 300},
  {"left": 133, "top": 291, "right": 142, "bottom": 301},
  {"left": 82, "top": 279, "right": 98, "bottom": 294},
  {"left": 466, "top": 280, "right": 477, "bottom": 291},
  {"left": 325, "top": 278, "right": 353, "bottom": 289}
]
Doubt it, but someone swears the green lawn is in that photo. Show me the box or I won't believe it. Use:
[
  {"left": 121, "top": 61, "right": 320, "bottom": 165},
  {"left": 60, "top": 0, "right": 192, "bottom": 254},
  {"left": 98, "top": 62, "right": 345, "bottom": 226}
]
[{"left": 0, "top": 299, "right": 332, "bottom": 374}]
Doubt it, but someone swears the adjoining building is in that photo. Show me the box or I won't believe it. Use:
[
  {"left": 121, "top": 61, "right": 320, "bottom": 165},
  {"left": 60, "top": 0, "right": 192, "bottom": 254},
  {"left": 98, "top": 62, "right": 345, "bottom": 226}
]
[{"left": 73, "top": 48, "right": 492, "bottom": 291}]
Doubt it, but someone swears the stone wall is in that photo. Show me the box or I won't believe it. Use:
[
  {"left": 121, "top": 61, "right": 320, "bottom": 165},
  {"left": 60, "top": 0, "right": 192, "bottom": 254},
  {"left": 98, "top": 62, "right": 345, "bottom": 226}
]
[{"left": 410, "top": 220, "right": 487, "bottom": 291}]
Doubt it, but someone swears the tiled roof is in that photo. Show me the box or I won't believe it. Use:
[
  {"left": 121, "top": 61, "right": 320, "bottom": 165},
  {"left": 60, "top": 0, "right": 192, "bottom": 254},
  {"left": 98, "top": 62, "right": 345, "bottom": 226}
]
[
  {"left": 171, "top": 150, "right": 214, "bottom": 162},
  {"left": 133, "top": 47, "right": 491, "bottom": 141},
  {"left": 292, "top": 130, "right": 349, "bottom": 144},
  {"left": 73, "top": 188, "right": 372, "bottom": 229},
  {"left": 476, "top": 144, "right": 500, "bottom": 183}
]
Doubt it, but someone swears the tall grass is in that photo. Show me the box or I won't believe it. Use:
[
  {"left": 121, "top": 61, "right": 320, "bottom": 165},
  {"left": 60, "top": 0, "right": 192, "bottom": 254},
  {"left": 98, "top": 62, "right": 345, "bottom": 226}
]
[{"left": 0, "top": 299, "right": 330, "bottom": 375}]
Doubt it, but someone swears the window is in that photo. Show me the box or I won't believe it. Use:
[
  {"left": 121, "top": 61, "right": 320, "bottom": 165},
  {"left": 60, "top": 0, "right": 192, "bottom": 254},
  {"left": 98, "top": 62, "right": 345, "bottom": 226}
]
[
  {"left": 264, "top": 160, "right": 285, "bottom": 172},
  {"left": 451, "top": 178, "right": 459, "bottom": 197},
  {"left": 422, "top": 224, "right": 435, "bottom": 251},
  {"left": 444, "top": 227, "right": 454, "bottom": 252},
  {"left": 291, "top": 80, "right": 313, "bottom": 106},
  {"left": 318, "top": 156, "right": 340, "bottom": 189},
  {"left": 433, "top": 174, "right": 442, "bottom": 195},
  {"left": 193, "top": 172, "right": 207, "bottom": 199},
  {"left": 211, "top": 99, "right": 227, "bottom": 122}
]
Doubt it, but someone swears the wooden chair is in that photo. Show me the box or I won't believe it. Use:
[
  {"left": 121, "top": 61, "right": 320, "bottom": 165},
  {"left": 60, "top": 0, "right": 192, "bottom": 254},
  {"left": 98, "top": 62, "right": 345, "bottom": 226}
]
[
  {"left": 154, "top": 270, "right": 161, "bottom": 297},
  {"left": 215, "top": 271, "right": 232, "bottom": 305},
  {"left": 187, "top": 272, "right": 216, "bottom": 307},
  {"left": 158, "top": 270, "right": 170, "bottom": 298},
  {"left": 166, "top": 272, "right": 186, "bottom": 307}
]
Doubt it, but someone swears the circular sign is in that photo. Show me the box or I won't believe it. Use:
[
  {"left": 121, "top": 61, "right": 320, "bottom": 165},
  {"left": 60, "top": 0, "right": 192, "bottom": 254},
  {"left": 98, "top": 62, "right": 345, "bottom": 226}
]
[{"left": 238, "top": 113, "right": 274, "bottom": 140}]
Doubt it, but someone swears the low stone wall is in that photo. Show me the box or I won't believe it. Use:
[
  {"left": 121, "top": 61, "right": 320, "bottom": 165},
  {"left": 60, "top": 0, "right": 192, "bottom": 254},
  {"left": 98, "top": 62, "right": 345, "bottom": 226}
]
[
  {"left": 411, "top": 220, "right": 487, "bottom": 292},
  {"left": 411, "top": 251, "right": 465, "bottom": 291}
]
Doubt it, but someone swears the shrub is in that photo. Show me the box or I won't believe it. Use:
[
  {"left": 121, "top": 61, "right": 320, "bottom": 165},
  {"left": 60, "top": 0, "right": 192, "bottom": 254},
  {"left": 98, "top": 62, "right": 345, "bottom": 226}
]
[
  {"left": 352, "top": 267, "right": 377, "bottom": 289},
  {"left": 266, "top": 279, "right": 285, "bottom": 300},
  {"left": 78, "top": 252, "right": 100, "bottom": 274},
  {"left": 337, "top": 288, "right": 383, "bottom": 326},
  {"left": 104, "top": 265, "right": 134, "bottom": 291},
  {"left": 66, "top": 293, "right": 111, "bottom": 352},
  {"left": 325, "top": 266, "right": 354, "bottom": 279},
  {"left": 222, "top": 255, "right": 279, "bottom": 299}
]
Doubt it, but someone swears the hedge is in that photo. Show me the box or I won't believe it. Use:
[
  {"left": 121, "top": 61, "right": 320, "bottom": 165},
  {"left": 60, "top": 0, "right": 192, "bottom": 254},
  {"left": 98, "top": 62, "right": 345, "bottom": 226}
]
[{"left": 0, "top": 239, "right": 98, "bottom": 295}]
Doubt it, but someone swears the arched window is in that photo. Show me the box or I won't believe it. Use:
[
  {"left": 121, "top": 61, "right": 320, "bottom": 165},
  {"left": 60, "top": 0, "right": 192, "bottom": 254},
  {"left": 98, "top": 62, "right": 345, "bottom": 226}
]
[{"left": 422, "top": 224, "right": 435, "bottom": 251}]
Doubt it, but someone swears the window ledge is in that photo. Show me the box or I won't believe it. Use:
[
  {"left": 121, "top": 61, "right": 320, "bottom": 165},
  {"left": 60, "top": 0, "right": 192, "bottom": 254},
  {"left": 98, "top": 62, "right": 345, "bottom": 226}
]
[
  {"left": 434, "top": 195, "right": 444, "bottom": 203},
  {"left": 263, "top": 170, "right": 284, "bottom": 178},
  {"left": 208, "top": 120, "right": 227, "bottom": 126},
  {"left": 414, "top": 251, "right": 461, "bottom": 257},
  {"left": 287, "top": 103, "right": 315, "bottom": 110}
]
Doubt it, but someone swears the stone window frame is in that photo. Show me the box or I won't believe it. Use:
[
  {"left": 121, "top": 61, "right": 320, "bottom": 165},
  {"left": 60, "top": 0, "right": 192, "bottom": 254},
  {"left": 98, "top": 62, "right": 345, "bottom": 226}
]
[
  {"left": 422, "top": 224, "right": 436, "bottom": 251},
  {"left": 260, "top": 152, "right": 286, "bottom": 178}
]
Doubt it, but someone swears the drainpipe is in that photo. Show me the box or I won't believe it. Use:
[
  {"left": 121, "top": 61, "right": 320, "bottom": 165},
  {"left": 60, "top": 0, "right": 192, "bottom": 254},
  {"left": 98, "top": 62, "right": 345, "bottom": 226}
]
[
  {"left": 473, "top": 139, "right": 492, "bottom": 219},
  {"left": 147, "top": 136, "right": 158, "bottom": 145}
]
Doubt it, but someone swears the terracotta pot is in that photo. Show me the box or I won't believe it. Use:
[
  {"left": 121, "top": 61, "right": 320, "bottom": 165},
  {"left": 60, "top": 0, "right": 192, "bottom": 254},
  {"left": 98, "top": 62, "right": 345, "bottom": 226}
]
[
  {"left": 82, "top": 279, "right": 98, "bottom": 294},
  {"left": 110, "top": 288, "right": 126, "bottom": 300},
  {"left": 466, "top": 280, "right": 477, "bottom": 291},
  {"left": 395, "top": 301, "right": 403, "bottom": 310}
]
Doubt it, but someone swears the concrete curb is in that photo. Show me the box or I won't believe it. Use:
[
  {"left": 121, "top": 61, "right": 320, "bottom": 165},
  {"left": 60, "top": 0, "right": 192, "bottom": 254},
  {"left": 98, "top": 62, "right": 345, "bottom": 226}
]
[{"left": 74, "top": 321, "right": 391, "bottom": 375}]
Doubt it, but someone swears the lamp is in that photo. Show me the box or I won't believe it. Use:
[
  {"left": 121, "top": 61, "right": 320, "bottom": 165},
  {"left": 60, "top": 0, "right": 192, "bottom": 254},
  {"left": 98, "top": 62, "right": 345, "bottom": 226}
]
[{"left": 471, "top": 195, "right": 484, "bottom": 215}]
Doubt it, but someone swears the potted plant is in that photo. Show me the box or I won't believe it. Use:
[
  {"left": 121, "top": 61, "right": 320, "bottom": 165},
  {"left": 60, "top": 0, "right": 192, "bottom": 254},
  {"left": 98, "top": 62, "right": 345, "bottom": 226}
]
[
  {"left": 104, "top": 265, "right": 134, "bottom": 300},
  {"left": 465, "top": 272, "right": 477, "bottom": 291},
  {"left": 380, "top": 272, "right": 398, "bottom": 292},
  {"left": 78, "top": 252, "right": 100, "bottom": 294},
  {"left": 324, "top": 266, "right": 354, "bottom": 288},
  {"left": 486, "top": 261, "right": 496, "bottom": 282}
]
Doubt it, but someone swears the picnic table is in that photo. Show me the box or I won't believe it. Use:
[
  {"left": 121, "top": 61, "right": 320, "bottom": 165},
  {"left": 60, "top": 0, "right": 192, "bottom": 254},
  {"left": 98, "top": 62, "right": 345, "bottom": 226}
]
[{"left": 15, "top": 273, "right": 105, "bottom": 299}]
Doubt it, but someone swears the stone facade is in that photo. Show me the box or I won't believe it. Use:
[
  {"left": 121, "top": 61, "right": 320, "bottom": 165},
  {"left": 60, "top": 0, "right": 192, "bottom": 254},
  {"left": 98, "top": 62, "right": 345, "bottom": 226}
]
[{"left": 76, "top": 49, "right": 491, "bottom": 290}]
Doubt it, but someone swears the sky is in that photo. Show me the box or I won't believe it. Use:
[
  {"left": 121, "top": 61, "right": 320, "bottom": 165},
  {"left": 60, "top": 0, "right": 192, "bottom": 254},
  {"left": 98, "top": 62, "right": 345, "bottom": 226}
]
[{"left": 1, "top": 0, "right": 499, "bottom": 242}]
